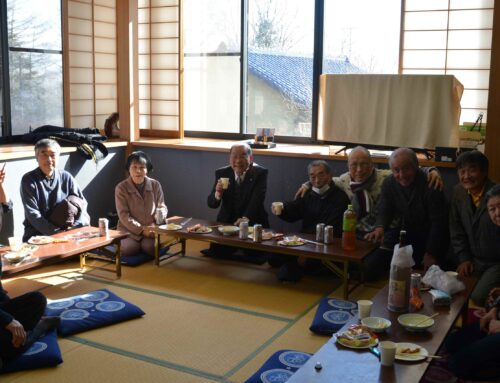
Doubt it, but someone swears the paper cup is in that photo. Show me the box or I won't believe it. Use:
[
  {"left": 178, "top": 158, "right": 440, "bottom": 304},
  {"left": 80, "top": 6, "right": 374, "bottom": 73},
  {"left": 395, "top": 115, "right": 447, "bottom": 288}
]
[
  {"left": 357, "top": 299, "right": 373, "bottom": 319},
  {"left": 220, "top": 178, "right": 229, "bottom": 189},
  {"left": 272, "top": 202, "right": 284, "bottom": 215},
  {"left": 8, "top": 237, "right": 22, "bottom": 251},
  {"left": 379, "top": 341, "right": 396, "bottom": 366}
]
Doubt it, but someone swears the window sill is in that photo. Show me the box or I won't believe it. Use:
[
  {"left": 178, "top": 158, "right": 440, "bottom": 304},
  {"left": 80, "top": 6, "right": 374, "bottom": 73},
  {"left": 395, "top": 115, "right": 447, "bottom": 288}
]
[
  {"left": 0, "top": 139, "right": 128, "bottom": 161},
  {"left": 131, "top": 137, "right": 456, "bottom": 168}
]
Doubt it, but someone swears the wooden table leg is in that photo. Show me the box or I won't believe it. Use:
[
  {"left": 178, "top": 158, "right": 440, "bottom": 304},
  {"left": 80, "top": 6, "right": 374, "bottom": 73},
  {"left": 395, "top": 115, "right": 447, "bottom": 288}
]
[
  {"left": 115, "top": 241, "right": 121, "bottom": 278},
  {"left": 322, "top": 260, "right": 350, "bottom": 299},
  {"left": 154, "top": 233, "right": 160, "bottom": 266}
]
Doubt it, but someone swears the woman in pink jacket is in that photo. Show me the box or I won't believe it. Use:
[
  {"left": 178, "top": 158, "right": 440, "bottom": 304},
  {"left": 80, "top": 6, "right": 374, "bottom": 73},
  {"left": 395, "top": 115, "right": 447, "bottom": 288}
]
[{"left": 115, "top": 151, "right": 167, "bottom": 257}]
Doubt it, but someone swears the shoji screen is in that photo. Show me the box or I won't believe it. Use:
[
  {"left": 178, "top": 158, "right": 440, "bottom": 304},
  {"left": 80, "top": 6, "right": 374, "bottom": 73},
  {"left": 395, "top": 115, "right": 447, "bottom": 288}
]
[
  {"left": 402, "top": 0, "right": 493, "bottom": 124},
  {"left": 138, "top": 0, "right": 180, "bottom": 133},
  {"left": 67, "top": 0, "right": 117, "bottom": 129}
]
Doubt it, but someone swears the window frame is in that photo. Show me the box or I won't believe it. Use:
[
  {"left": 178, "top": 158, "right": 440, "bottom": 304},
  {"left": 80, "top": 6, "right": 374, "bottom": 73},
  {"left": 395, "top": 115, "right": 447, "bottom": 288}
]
[{"left": 0, "top": 0, "right": 64, "bottom": 137}]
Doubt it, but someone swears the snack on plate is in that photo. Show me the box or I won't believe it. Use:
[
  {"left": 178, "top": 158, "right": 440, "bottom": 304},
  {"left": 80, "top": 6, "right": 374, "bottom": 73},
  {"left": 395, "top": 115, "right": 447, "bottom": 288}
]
[
  {"left": 187, "top": 224, "right": 211, "bottom": 233},
  {"left": 337, "top": 324, "right": 377, "bottom": 348},
  {"left": 400, "top": 347, "right": 421, "bottom": 354},
  {"left": 262, "top": 231, "right": 273, "bottom": 240}
]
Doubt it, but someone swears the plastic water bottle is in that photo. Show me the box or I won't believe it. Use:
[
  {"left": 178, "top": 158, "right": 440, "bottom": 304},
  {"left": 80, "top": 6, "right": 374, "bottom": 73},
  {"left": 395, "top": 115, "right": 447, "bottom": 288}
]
[{"left": 341, "top": 204, "right": 357, "bottom": 251}]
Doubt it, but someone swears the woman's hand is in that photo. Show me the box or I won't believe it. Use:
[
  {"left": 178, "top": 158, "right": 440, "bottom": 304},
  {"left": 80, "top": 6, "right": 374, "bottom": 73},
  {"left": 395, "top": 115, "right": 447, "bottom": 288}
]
[
  {"left": 142, "top": 225, "right": 156, "bottom": 238},
  {"left": 6, "top": 319, "right": 26, "bottom": 348}
]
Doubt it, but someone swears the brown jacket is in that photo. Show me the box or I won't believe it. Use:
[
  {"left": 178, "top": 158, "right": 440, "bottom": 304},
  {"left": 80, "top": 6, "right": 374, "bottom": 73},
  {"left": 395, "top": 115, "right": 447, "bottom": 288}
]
[{"left": 115, "top": 176, "right": 167, "bottom": 241}]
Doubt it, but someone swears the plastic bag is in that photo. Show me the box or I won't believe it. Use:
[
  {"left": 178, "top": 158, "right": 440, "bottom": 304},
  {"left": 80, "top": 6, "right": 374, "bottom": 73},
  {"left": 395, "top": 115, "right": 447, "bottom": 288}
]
[
  {"left": 391, "top": 243, "right": 415, "bottom": 268},
  {"left": 422, "top": 265, "right": 465, "bottom": 295}
]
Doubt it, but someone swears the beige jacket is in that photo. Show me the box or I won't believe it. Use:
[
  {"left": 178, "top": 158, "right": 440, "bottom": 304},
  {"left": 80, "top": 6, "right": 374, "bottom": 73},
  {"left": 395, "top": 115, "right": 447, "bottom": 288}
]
[{"left": 115, "top": 176, "right": 167, "bottom": 241}]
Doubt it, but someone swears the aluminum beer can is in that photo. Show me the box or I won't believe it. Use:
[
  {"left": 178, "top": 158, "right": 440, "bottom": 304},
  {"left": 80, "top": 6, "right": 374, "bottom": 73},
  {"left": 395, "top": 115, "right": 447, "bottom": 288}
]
[
  {"left": 253, "top": 224, "right": 263, "bottom": 242},
  {"left": 239, "top": 220, "right": 249, "bottom": 239},
  {"left": 99, "top": 218, "right": 109, "bottom": 237},
  {"left": 410, "top": 273, "right": 421, "bottom": 291},
  {"left": 155, "top": 208, "right": 165, "bottom": 225},
  {"left": 316, "top": 223, "right": 325, "bottom": 242},
  {"left": 324, "top": 225, "right": 334, "bottom": 244}
]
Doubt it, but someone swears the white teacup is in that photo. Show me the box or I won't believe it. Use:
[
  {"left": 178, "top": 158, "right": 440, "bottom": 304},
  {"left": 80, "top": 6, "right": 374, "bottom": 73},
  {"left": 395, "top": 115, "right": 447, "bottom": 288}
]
[
  {"left": 8, "top": 237, "right": 22, "bottom": 252},
  {"left": 272, "top": 202, "right": 284, "bottom": 215},
  {"left": 219, "top": 178, "right": 229, "bottom": 189},
  {"left": 379, "top": 341, "right": 396, "bottom": 367},
  {"left": 357, "top": 299, "right": 373, "bottom": 319}
]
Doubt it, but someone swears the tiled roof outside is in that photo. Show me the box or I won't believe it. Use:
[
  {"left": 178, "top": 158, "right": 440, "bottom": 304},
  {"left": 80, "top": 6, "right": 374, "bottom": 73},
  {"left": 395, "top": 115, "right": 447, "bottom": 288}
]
[{"left": 248, "top": 50, "right": 363, "bottom": 107}]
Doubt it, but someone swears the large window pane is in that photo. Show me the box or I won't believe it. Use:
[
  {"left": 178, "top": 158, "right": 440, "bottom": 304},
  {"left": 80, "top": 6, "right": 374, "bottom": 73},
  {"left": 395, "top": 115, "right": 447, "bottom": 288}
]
[
  {"left": 183, "top": 0, "right": 240, "bottom": 133},
  {"left": 7, "top": 0, "right": 62, "bottom": 134},
  {"left": 9, "top": 52, "right": 63, "bottom": 132},
  {"left": 324, "top": 0, "right": 401, "bottom": 74},
  {"left": 247, "top": 0, "right": 314, "bottom": 137}
]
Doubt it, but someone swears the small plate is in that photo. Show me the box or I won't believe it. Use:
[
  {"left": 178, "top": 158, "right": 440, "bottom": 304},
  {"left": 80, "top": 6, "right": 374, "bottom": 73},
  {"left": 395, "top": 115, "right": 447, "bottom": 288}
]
[
  {"left": 218, "top": 225, "right": 239, "bottom": 236},
  {"left": 159, "top": 223, "right": 182, "bottom": 231},
  {"left": 361, "top": 317, "right": 391, "bottom": 333},
  {"left": 395, "top": 342, "right": 429, "bottom": 361},
  {"left": 278, "top": 236, "right": 305, "bottom": 247},
  {"left": 336, "top": 335, "right": 379, "bottom": 349},
  {"left": 27, "top": 236, "right": 55, "bottom": 245},
  {"left": 398, "top": 313, "right": 434, "bottom": 332}
]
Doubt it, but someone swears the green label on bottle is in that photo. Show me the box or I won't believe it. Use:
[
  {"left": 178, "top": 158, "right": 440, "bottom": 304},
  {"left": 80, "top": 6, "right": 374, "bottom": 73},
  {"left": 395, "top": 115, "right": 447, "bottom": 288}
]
[{"left": 342, "top": 218, "right": 356, "bottom": 231}]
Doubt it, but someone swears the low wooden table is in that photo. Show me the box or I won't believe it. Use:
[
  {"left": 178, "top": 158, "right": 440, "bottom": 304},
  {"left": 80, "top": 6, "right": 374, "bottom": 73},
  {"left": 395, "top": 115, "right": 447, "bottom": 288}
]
[
  {"left": 287, "top": 276, "right": 477, "bottom": 383},
  {"left": 1, "top": 227, "right": 128, "bottom": 278},
  {"left": 155, "top": 217, "right": 376, "bottom": 299}
]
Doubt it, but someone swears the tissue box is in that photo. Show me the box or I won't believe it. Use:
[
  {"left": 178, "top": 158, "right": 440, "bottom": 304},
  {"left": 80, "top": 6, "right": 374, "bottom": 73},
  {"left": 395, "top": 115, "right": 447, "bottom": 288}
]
[{"left": 429, "top": 289, "right": 451, "bottom": 306}]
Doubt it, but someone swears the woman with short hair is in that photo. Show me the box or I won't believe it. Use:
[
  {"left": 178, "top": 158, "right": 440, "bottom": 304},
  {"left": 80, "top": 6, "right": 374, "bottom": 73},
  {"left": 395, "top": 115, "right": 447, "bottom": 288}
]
[{"left": 115, "top": 151, "right": 167, "bottom": 257}]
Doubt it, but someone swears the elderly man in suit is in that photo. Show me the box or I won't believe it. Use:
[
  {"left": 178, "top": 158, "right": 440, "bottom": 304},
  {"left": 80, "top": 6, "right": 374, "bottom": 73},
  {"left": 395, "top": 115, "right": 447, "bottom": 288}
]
[{"left": 203, "top": 143, "right": 269, "bottom": 261}]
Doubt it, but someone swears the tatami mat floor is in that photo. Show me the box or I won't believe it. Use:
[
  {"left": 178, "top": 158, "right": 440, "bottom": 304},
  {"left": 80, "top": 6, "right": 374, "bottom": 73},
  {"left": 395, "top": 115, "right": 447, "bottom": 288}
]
[{"left": 2, "top": 240, "right": 384, "bottom": 382}]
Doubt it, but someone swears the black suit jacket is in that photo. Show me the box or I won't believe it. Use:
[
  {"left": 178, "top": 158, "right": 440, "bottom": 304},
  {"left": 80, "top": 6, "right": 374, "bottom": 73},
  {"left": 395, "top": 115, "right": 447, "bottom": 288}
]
[{"left": 207, "top": 163, "right": 269, "bottom": 227}]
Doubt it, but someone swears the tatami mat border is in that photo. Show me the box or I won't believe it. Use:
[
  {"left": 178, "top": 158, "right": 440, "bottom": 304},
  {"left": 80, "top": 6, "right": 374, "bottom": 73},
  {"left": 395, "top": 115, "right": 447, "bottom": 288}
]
[
  {"left": 67, "top": 336, "right": 225, "bottom": 382},
  {"left": 78, "top": 274, "right": 294, "bottom": 323},
  {"left": 221, "top": 290, "right": 336, "bottom": 380}
]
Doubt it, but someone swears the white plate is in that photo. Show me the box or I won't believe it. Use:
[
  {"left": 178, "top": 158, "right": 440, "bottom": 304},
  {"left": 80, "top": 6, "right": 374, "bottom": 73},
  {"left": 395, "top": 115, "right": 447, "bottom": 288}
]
[
  {"left": 278, "top": 236, "right": 305, "bottom": 247},
  {"left": 218, "top": 225, "right": 239, "bottom": 235},
  {"left": 336, "top": 335, "right": 379, "bottom": 349},
  {"left": 158, "top": 223, "right": 182, "bottom": 231},
  {"left": 395, "top": 342, "right": 429, "bottom": 361},
  {"left": 189, "top": 226, "right": 212, "bottom": 234},
  {"left": 27, "top": 236, "right": 55, "bottom": 245}
]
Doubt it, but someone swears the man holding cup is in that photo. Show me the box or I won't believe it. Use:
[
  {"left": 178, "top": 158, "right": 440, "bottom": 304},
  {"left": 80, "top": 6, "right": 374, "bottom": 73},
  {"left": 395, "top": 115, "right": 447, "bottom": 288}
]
[
  {"left": 204, "top": 143, "right": 269, "bottom": 260},
  {"left": 271, "top": 160, "right": 349, "bottom": 281}
]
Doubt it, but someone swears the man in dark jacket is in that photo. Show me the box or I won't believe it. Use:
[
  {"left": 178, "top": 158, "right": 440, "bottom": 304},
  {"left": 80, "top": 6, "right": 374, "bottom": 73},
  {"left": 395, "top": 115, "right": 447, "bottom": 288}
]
[
  {"left": 204, "top": 143, "right": 268, "bottom": 261},
  {"left": 365, "top": 148, "right": 449, "bottom": 271},
  {"left": 272, "top": 160, "right": 350, "bottom": 281},
  {"left": 450, "top": 150, "right": 498, "bottom": 305}
]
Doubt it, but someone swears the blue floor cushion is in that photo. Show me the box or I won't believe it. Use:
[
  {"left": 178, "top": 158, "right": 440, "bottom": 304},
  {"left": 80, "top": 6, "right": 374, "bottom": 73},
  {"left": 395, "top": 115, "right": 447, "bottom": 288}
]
[
  {"left": 309, "top": 297, "right": 357, "bottom": 335},
  {"left": 120, "top": 252, "right": 154, "bottom": 266},
  {"left": 1, "top": 329, "right": 62, "bottom": 373},
  {"left": 244, "top": 349, "right": 312, "bottom": 383},
  {"left": 44, "top": 289, "right": 145, "bottom": 336}
]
